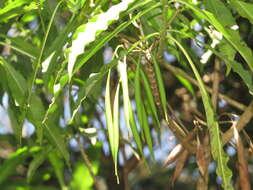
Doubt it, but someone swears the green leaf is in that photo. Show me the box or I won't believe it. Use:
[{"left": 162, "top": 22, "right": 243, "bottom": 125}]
[
  {"left": 175, "top": 74, "right": 195, "bottom": 96},
  {"left": 27, "top": 147, "right": 52, "bottom": 183},
  {"left": 71, "top": 1, "right": 161, "bottom": 76},
  {"left": 68, "top": 0, "right": 135, "bottom": 79},
  {"left": 118, "top": 58, "right": 143, "bottom": 156},
  {"left": 0, "top": 36, "right": 39, "bottom": 59},
  {"left": 173, "top": 0, "right": 253, "bottom": 72},
  {"left": 135, "top": 62, "right": 154, "bottom": 160},
  {"left": 70, "top": 161, "right": 99, "bottom": 190},
  {"left": 140, "top": 69, "right": 160, "bottom": 128},
  {"left": 27, "top": 93, "right": 46, "bottom": 143},
  {"left": 27, "top": 0, "right": 63, "bottom": 107},
  {"left": 204, "top": 0, "right": 235, "bottom": 27},
  {"left": 44, "top": 122, "right": 70, "bottom": 168},
  {"left": 230, "top": 0, "right": 253, "bottom": 25},
  {"left": 229, "top": 60, "right": 253, "bottom": 94},
  {"left": 151, "top": 55, "right": 167, "bottom": 118},
  {"left": 0, "top": 146, "right": 40, "bottom": 185},
  {"left": 112, "top": 82, "right": 120, "bottom": 181},
  {"left": 203, "top": 0, "right": 236, "bottom": 74},
  {"left": 70, "top": 60, "right": 117, "bottom": 122},
  {"left": 167, "top": 35, "right": 234, "bottom": 190},
  {"left": 168, "top": 29, "right": 253, "bottom": 94},
  {"left": 0, "top": 0, "right": 45, "bottom": 22},
  {"left": 105, "top": 70, "right": 120, "bottom": 181},
  {"left": 0, "top": 57, "right": 27, "bottom": 106},
  {"left": 43, "top": 15, "right": 79, "bottom": 87},
  {"left": 48, "top": 151, "right": 67, "bottom": 189},
  {"left": 7, "top": 106, "right": 22, "bottom": 141}
]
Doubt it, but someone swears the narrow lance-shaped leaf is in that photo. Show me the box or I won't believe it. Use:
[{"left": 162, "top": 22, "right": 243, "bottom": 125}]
[
  {"left": 151, "top": 55, "right": 168, "bottom": 118},
  {"left": 140, "top": 69, "right": 160, "bottom": 128},
  {"left": 118, "top": 58, "right": 131, "bottom": 131},
  {"left": 167, "top": 35, "right": 234, "bottom": 190},
  {"left": 113, "top": 82, "right": 120, "bottom": 182},
  {"left": 43, "top": 122, "right": 70, "bottom": 169},
  {"left": 48, "top": 151, "right": 67, "bottom": 189},
  {"left": 68, "top": 0, "right": 135, "bottom": 79},
  {"left": 135, "top": 62, "right": 154, "bottom": 160},
  {"left": 118, "top": 58, "right": 143, "bottom": 156},
  {"left": 105, "top": 70, "right": 119, "bottom": 181}
]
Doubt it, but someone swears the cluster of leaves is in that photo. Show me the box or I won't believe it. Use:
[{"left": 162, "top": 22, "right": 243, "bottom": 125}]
[{"left": 0, "top": 0, "right": 253, "bottom": 189}]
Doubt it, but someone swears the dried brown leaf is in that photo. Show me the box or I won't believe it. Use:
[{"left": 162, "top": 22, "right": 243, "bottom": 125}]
[
  {"left": 163, "top": 144, "right": 184, "bottom": 167},
  {"left": 196, "top": 134, "right": 211, "bottom": 190},
  {"left": 171, "top": 150, "right": 189, "bottom": 186},
  {"left": 196, "top": 135, "right": 210, "bottom": 177},
  {"left": 234, "top": 126, "right": 251, "bottom": 190}
]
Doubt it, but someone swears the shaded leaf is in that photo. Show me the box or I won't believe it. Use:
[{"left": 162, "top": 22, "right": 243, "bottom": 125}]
[
  {"left": 48, "top": 151, "right": 67, "bottom": 189},
  {"left": 0, "top": 146, "right": 40, "bottom": 185},
  {"left": 167, "top": 35, "right": 234, "bottom": 190},
  {"left": 230, "top": 0, "right": 253, "bottom": 25},
  {"left": 135, "top": 61, "right": 154, "bottom": 160},
  {"left": 151, "top": 55, "right": 168, "bottom": 118},
  {"left": 0, "top": 57, "right": 27, "bottom": 106},
  {"left": 44, "top": 122, "right": 70, "bottom": 168},
  {"left": 27, "top": 146, "right": 52, "bottom": 183}
]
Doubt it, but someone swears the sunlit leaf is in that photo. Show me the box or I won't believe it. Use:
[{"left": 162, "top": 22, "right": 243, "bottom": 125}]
[
  {"left": 105, "top": 70, "right": 120, "bottom": 181},
  {"left": 118, "top": 58, "right": 143, "bottom": 156},
  {"left": 68, "top": 0, "right": 135, "bottom": 79}
]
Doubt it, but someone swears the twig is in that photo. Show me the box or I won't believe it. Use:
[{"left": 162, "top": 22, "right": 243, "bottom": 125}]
[
  {"left": 77, "top": 137, "right": 101, "bottom": 190},
  {"left": 122, "top": 145, "right": 130, "bottom": 190},
  {"left": 167, "top": 103, "right": 187, "bottom": 133},
  {"left": 162, "top": 63, "right": 246, "bottom": 111},
  {"left": 223, "top": 101, "right": 253, "bottom": 144}
]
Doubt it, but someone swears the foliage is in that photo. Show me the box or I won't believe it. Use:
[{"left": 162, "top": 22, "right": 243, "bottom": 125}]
[{"left": 0, "top": 0, "right": 253, "bottom": 189}]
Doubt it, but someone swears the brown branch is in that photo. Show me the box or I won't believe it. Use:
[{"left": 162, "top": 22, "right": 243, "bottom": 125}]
[
  {"left": 164, "top": 118, "right": 198, "bottom": 153},
  {"left": 77, "top": 137, "right": 101, "bottom": 190},
  {"left": 222, "top": 101, "right": 253, "bottom": 144},
  {"left": 162, "top": 63, "right": 246, "bottom": 111},
  {"left": 122, "top": 145, "right": 130, "bottom": 190}
]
